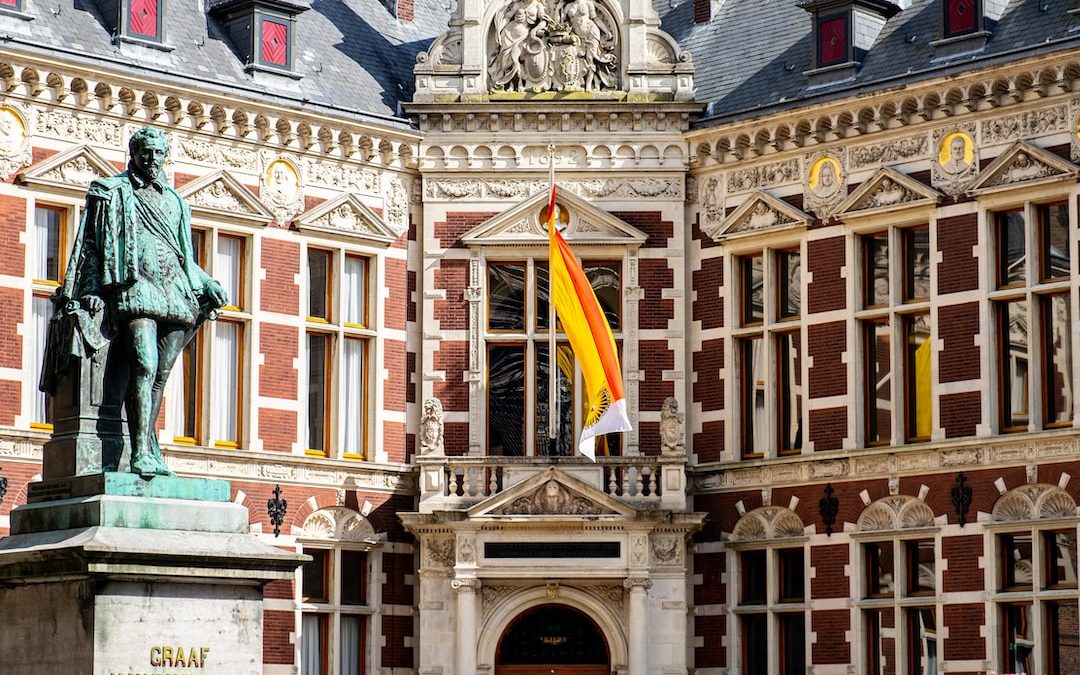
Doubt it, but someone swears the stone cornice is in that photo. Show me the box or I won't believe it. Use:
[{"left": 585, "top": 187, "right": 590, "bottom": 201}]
[
  {"left": 690, "top": 429, "right": 1080, "bottom": 494},
  {"left": 685, "top": 47, "right": 1080, "bottom": 168},
  {"left": 0, "top": 51, "right": 421, "bottom": 172},
  {"left": 0, "top": 428, "right": 417, "bottom": 495}
]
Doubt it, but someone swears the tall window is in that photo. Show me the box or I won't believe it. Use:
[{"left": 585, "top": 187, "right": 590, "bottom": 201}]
[
  {"left": 734, "top": 546, "right": 806, "bottom": 674},
  {"left": 30, "top": 204, "right": 70, "bottom": 428},
  {"left": 735, "top": 247, "right": 803, "bottom": 458},
  {"left": 996, "top": 528, "right": 1079, "bottom": 674},
  {"left": 991, "top": 202, "right": 1072, "bottom": 432},
  {"left": 943, "top": 0, "right": 980, "bottom": 38},
  {"left": 858, "top": 226, "right": 932, "bottom": 446},
  {"left": 306, "top": 248, "right": 372, "bottom": 458},
  {"left": 860, "top": 538, "right": 938, "bottom": 674},
  {"left": 167, "top": 229, "right": 248, "bottom": 448},
  {"left": 485, "top": 258, "right": 621, "bottom": 456},
  {"left": 301, "top": 546, "right": 370, "bottom": 675}
]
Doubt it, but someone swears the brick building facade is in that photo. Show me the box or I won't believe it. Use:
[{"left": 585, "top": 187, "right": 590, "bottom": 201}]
[{"left": 2, "top": 0, "right": 1080, "bottom": 672}]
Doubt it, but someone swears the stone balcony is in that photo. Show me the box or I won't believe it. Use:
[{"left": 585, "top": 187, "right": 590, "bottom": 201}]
[{"left": 415, "top": 453, "right": 690, "bottom": 514}]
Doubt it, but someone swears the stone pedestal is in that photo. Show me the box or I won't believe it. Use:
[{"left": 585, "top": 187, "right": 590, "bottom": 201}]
[{"left": 0, "top": 473, "right": 305, "bottom": 674}]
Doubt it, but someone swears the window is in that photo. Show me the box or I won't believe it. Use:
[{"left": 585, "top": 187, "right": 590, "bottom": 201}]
[
  {"left": 858, "top": 226, "right": 932, "bottom": 446},
  {"left": 816, "top": 13, "right": 849, "bottom": 68},
  {"left": 735, "top": 248, "right": 803, "bottom": 458},
  {"left": 166, "top": 229, "right": 248, "bottom": 448},
  {"left": 306, "top": 247, "right": 372, "bottom": 458},
  {"left": 859, "top": 538, "right": 939, "bottom": 674},
  {"left": 124, "top": 0, "right": 163, "bottom": 41},
  {"left": 995, "top": 528, "right": 1079, "bottom": 674},
  {"left": 943, "top": 0, "right": 980, "bottom": 38},
  {"left": 735, "top": 546, "right": 806, "bottom": 674},
  {"left": 30, "top": 204, "right": 70, "bottom": 428},
  {"left": 301, "top": 547, "right": 370, "bottom": 675},
  {"left": 485, "top": 258, "right": 622, "bottom": 456},
  {"left": 991, "top": 202, "right": 1072, "bottom": 433}
]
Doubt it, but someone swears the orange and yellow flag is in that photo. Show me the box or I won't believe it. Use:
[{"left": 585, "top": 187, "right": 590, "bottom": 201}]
[{"left": 546, "top": 182, "right": 632, "bottom": 459}]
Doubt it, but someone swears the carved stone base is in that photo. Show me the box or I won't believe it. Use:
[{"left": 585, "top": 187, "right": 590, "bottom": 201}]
[{"left": 42, "top": 339, "right": 129, "bottom": 479}]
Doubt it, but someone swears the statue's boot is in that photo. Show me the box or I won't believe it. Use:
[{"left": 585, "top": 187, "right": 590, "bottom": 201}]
[
  {"left": 131, "top": 451, "right": 159, "bottom": 479},
  {"left": 147, "top": 434, "right": 175, "bottom": 477}
]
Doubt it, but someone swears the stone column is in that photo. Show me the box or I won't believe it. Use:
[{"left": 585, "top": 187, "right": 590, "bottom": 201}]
[
  {"left": 451, "top": 578, "right": 481, "bottom": 675},
  {"left": 624, "top": 577, "right": 652, "bottom": 675}
]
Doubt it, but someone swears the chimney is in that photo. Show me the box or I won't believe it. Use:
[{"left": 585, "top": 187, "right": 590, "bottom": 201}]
[{"left": 395, "top": 0, "right": 413, "bottom": 22}]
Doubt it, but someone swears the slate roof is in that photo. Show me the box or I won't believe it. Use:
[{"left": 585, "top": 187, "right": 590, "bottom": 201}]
[
  {"left": 7, "top": 0, "right": 450, "bottom": 127},
  {"left": 659, "top": 0, "right": 1080, "bottom": 127}
]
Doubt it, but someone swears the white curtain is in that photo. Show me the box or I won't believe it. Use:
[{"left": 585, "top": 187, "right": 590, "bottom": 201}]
[
  {"left": 33, "top": 208, "right": 57, "bottom": 281},
  {"left": 31, "top": 297, "right": 52, "bottom": 423},
  {"left": 343, "top": 257, "right": 367, "bottom": 325},
  {"left": 342, "top": 338, "right": 365, "bottom": 455},
  {"left": 301, "top": 614, "right": 324, "bottom": 675},
  {"left": 164, "top": 360, "right": 185, "bottom": 439},
  {"left": 339, "top": 616, "right": 362, "bottom": 675},
  {"left": 215, "top": 236, "right": 242, "bottom": 308},
  {"left": 209, "top": 321, "right": 240, "bottom": 444}
]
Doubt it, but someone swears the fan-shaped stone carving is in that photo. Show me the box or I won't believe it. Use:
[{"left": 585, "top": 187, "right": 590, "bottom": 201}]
[
  {"left": 1037, "top": 488, "right": 1078, "bottom": 519},
  {"left": 301, "top": 506, "right": 377, "bottom": 542},
  {"left": 858, "top": 496, "right": 937, "bottom": 531},
  {"left": 731, "top": 506, "right": 805, "bottom": 542}
]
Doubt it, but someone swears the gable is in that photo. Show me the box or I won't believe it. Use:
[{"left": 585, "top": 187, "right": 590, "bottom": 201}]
[
  {"left": 178, "top": 170, "right": 275, "bottom": 225},
  {"left": 17, "top": 145, "right": 118, "bottom": 194},
  {"left": 468, "top": 467, "right": 636, "bottom": 519},
  {"left": 837, "top": 167, "right": 941, "bottom": 218},
  {"left": 295, "top": 193, "right": 401, "bottom": 246},
  {"left": 707, "top": 190, "right": 811, "bottom": 241},
  {"left": 968, "top": 140, "right": 1079, "bottom": 195},
  {"left": 460, "top": 187, "right": 648, "bottom": 248}
]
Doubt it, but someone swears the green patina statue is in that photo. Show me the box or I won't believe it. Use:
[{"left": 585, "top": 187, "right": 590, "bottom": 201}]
[{"left": 40, "top": 127, "right": 227, "bottom": 479}]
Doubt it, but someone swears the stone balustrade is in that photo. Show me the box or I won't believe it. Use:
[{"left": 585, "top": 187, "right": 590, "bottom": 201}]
[{"left": 416, "top": 454, "right": 689, "bottom": 514}]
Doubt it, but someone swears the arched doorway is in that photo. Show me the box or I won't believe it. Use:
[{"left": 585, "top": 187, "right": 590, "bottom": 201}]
[{"left": 495, "top": 604, "right": 611, "bottom": 675}]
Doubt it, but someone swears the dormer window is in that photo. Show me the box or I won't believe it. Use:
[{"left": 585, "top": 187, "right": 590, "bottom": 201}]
[
  {"left": 211, "top": 0, "right": 308, "bottom": 75},
  {"left": 126, "top": 0, "right": 162, "bottom": 41},
  {"left": 816, "top": 13, "right": 850, "bottom": 68},
  {"left": 943, "top": 0, "right": 980, "bottom": 37},
  {"left": 800, "top": 0, "right": 899, "bottom": 84}
]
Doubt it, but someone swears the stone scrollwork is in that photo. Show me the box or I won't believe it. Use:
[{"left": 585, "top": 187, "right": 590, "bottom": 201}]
[
  {"left": 622, "top": 577, "right": 652, "bottom": 591},
  {"left": 425, "top": 176, "right": 682, "bottom": 201},
  {"left": 848, "top": 133, "right": 928, "bottom": 169},
  {"left": 451, "top": 578, "right": 483, "bottom": 592},
  {"left": 496, "top": 480, "right": 605, "bottom": 515},
  {"left": 488, "top": 0, "right": 619, "bottom": 93},
  {"left": 419, "top": 397, "right": 445, "bottom": 456},
  {"left": 425, "top": 536, "right": 456, "bottom": 567},
  {"left": 649, "top": 533, "right": 682, "bottom": 566}
]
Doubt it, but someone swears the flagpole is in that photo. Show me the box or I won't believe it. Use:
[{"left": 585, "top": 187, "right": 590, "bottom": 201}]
[{"left": 547, "top": 144, "right": 558, "bottom": 445}]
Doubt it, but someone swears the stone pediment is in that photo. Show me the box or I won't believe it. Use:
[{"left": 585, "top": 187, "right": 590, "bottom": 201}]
[
  {"left": 299, "top": 506, "right": 384, "bottom": 547},
  {"left": 836, "top": 167, "right": 941, "bottom": 218},
  {"left": 177, "top": 170, "right": 275, "bottom": 225},
  {"left": 856, "top": 496, "right": 937, "bottom": 532},
  {"left": 707, "top": 190, "right": 810, "bottom": 241},
  {"left": 17, "top": 145, "right": 117, "bottom": 194},
  {"left": 968, "top": 140, "right": 1079, "bottom": 195},
  {"left": 460, "top": 187, "right": 647, "bottom": 248},
  {"left": 295, "top": 193, "right": 401, "bottom": 246},
  {"left": 468, "top": 467, "right": 636, "bottom": 519},
  {"left": 730, "top": 506, "right": 806, "bottom": 543}
]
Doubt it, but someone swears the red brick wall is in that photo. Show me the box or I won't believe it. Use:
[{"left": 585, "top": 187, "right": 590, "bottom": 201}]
[
  {"left": 263, "top": 609, "right": 295, "bottom": 664},
  {"left": 384, "top": 340, "right": 407, "bottom": 412},
  {"left": 937, "top": 302, "right": 979, "bottom": 383},
  {"left": 694, "top": 551, "right": 726, "bottom": 605},
  {"left": 942, "top": 535, "right": 985, "bottom": 592},
  {"left": 940, "top": 391, "right": 980, "bottom": 439},
  {"left": 639, "top": 339, "right": 674, "bottom": 409},
  {"left": 434, "top": 258, "right": 468, "bottom": 331},
  {"left": 809, "top": 407, "right": 846, "bottom": 451},
  {"left": 258, "top": 408, "right": 297, "bottom": 452},
  {"left": 811, "top": 609, "right": 851, "bottom": 664},
  {"left": 807, "top": 236, "right": 845, "bottom": 313},
  {"left": 943, "top": 603, "right": 985, "bottom": 661},
  {"left": 810, "top": 544, "right": 850, "bottom": 599},
  {"left": 693, "top": 339, "right": 724, "bottom": 411},
  {"left": 0, "top": 287, "right": 23, "bottom": 370},
  {"left": 381, "top": 551, "right": 415, "bottom": 605},
  {"left": 385, "top": 257, "right": 408, "bottom": 331},
  {"left": 808, "top": 321, "right": 846, "bottom": 398},
  {"left": 694, "top": 419, "right": 724, "bottom": 462},
  {"left": 611, "top": 211, "right": 672, "bottom": 249},
  {"left": 937, "top": 214, "right": 978, "bottom": 295},
  {"left": 0, "top": 195, "right": 26, "bottom": 277},
  {"left": 693, "top": 256, "right": 724, "bottom": 330},
  {"left": 259, "top": 324, "right": 298, "bottom": 399},
  {"left": 638, "top": 258, "right": 673, "bottom": 330},
  {"left": 434, "top": 212, "right": 495, "bottom": 248},
  {"left": 260, "top": 239, "right": 300, "bottom": 314},
  {"left": 432, "top": 341, "right": 467, "bottom": 412},
  {"left": 694, "top": 614, "right": 726, "bottom": 667}
]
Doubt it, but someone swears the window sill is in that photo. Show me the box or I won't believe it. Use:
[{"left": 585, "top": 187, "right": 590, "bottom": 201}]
[
  {"left": 116, "top": 34, "right": 175, "bottom": 53},
  {"left": 929, "top": 31, "right": 991, "bottom": 61},
  {"left": 245, "top": 62, "right": 303, "bottom": 81},
  {"left": 0, "top": 5, "right": 33, "bottom": 21}
]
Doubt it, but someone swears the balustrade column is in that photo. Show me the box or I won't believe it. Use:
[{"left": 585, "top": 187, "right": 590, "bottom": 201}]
[
  {"left": 623, "top": 577, "right": 652, "bottom": 675},
  {"left": 451, "top": 577, "right": 481, "bottom": 675}
]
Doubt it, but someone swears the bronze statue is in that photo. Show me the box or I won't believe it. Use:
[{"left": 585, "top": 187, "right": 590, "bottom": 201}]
[{"left": 40, "top": 127, "right": 227, "bottom": 478}]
